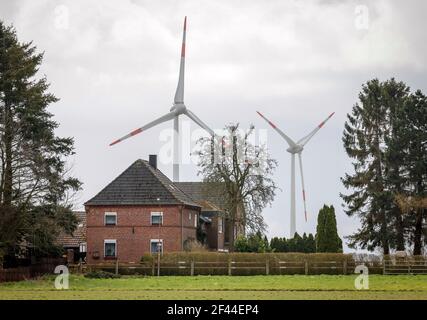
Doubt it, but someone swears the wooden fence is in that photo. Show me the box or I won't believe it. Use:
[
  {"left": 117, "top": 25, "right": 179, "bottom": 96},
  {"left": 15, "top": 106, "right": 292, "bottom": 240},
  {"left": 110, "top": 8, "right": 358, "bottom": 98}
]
[
  {"left": 0, "top": 262, "right": 60, "bottom": 283},
  {"left": 383, "top": 260, "right": 427, "bottom": 275},
  {"left": 79, "top": 260, "right": 373, "bottom": 276},
  {"left": 3, "top": 258, "right": 427, "bottom": 281}
]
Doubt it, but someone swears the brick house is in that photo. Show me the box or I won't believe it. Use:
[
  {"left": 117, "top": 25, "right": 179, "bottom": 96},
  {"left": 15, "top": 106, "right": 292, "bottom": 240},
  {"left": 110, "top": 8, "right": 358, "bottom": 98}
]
[
  {"left": 56, "top": 211, "right": 87, "bottom": 263},
  {"left": 84, "top": 156, "right": 201, "bottom": 264},
  {"left": 175, "top": 182, "right": 226, "bottom": 251}
]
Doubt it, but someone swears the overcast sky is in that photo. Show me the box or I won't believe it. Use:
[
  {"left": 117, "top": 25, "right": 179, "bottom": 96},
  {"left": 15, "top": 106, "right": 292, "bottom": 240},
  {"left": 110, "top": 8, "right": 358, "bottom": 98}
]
[{"left": 1, "top": 0, "right": 426, "bottom": 252}]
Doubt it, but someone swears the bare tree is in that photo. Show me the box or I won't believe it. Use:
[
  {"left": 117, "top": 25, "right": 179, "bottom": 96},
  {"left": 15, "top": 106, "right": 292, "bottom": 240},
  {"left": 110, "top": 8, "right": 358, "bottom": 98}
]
[{"left": 195, "top": 123, "right": 277, "bottom": 251}]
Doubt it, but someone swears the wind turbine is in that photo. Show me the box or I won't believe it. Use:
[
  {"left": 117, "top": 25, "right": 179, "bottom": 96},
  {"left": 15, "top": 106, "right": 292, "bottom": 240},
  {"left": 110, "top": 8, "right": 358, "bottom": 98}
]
[
  {"left": 256, "top": 111, "right": 335, "bottom": 237},
  {"left": 110, "top": 17, "right": 214, "bottom": 182}
]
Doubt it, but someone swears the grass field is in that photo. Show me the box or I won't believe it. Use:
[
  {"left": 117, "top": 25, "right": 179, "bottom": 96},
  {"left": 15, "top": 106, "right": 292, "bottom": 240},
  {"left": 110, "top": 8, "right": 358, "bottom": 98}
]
[{"left": 1, "top": 275, "right": 427, "bottom": 300}]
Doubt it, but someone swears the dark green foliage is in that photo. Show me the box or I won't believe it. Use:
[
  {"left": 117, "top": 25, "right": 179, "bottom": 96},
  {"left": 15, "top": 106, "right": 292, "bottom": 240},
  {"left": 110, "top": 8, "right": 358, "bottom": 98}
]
[
  {"left": 315, "top": 205, "right": 343, "bottom": 253},
  {"left": 342, "top": 78, "right": 427, "bottom": 254},
  {"left": 0, "top": 21, "right": 81, "bottom": 261},
  {"left": 269, "top": 233, "right": 316, "bottom": 253},
  {"left": 235, "top": 232, "right": 271, "bottom": 253},
  {"left": 85, "top": 271, "right": 121, "bottom": 279}
]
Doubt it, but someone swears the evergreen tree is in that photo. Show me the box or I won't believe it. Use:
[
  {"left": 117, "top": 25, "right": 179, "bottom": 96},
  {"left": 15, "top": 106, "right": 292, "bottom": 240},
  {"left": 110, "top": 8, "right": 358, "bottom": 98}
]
[
  {"left": 0, "top": 22, "right": 81, "bottom": 261},
  {"left": 342, "top": 79, "right": 405, "bottom": 254},
  {"left": 307, "top": 233, "right": 316, "bottom": 253},
  {"left": 316, "top": 205, "right": 342, "bottom": 252},
  {"left": 398, "top": 91, "right": 427, "bottom": 254},
  {"left": 342, "top": 78, "right": 427, "bottom": 254}
]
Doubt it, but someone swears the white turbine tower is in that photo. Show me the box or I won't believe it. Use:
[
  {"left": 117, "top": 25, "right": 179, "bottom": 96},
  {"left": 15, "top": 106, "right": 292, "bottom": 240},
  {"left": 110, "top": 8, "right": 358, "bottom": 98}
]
[
  {"left": 110, "top": 17, "right": 214, "bottom": 181},
  {"left": 257, "top": 111, "right": 335, "bottom": 237}
]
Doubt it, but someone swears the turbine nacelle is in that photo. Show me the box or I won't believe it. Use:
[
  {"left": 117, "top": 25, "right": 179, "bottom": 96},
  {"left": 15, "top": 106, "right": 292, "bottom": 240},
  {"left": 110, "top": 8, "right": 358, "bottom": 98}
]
[
  {"left": 170, "top": 103, "right": 187, "bottom": 115},
  {"left": 286, "top": 145, "right": 303, "bottom": 154}
]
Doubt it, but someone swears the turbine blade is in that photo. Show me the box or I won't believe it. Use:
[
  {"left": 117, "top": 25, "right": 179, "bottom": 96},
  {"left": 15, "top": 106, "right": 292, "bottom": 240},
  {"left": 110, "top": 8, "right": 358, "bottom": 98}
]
[
  {"left": 109, "top": 112, "right": 175, "bottom": 146},
  {"left": 298, "top": 153, "right": 308, "bottom": 222},
  {"left": 184, "top": 109, "right": 214, "bottom": 136},
  {"left": 297, "top": 112, "right": 335, "bottom": 146},
  {"left": 174, "top": 16, "right": 187, "bottom": 105},
  {"left": 256, "top": 111, "right": 296, "bottom": 147}
]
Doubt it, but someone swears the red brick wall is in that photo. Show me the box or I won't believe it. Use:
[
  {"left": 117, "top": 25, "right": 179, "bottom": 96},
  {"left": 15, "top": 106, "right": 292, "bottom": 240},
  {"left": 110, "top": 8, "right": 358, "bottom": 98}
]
[
  {"left": 85, "top": 205, "right": 199, "bottom": 264},
  {"left": 206, "top": 215, "right": 224, "bottom": 250}
]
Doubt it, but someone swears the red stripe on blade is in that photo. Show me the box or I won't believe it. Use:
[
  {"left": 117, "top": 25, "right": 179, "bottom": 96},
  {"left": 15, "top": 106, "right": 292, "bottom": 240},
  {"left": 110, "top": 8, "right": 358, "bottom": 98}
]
[
  {"left": 181, "top": 43, "right": 185, "bottom": 57},
  {"left": 130, "top": 128, "right": 142, "bottom": 136},
  {"left": 109, "top": 139, "right": 121, "bottom": 146}
]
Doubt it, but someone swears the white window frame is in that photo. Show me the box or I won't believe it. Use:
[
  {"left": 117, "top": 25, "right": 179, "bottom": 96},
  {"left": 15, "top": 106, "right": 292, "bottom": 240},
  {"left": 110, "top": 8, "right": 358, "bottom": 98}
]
[
  {"left": 218, "top": 217, "right": 223, "bottom": 234},
  {"left": 104, "top": 212, "right": 117, "bottom": 226},
  {"left": 150, "top": 239, "right": 163, "bottom": 254},
  {"left": 194, "top": 213, "right": 198, "bottom": 228},
  {"left": 79, "top": 242, "right": 87, "bottom": 253},
  {"left": 150, "top": 211, "right": 163, "bottom": 225},
  {"left": 104, "top": 239, "right": 117, "bottom": 257},
  {"left": 189, "top": 212, "right": 192, "bottom": 221}
]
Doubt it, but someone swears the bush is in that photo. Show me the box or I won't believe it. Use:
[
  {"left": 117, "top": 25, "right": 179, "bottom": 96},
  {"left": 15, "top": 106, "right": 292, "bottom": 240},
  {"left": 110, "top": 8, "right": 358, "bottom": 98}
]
[
  {"left": 84, "top": 270, "right": 121, "bottom": 279},
  {"left": 235, "top": 232, "right": 271, "bottom": 253},
  {"left": 183, "top": 238, "right": 208, "bottom": 252}
]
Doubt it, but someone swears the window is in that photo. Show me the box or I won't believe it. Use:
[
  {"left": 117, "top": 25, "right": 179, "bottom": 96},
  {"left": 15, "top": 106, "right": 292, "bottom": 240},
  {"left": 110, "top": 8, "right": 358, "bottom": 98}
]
[
  {"left": 194, "top": 214, "right": 198, "bottom": 228},
  {"left": 105, "top": 212, "right": 117, "bottom": 226},
  {"left": 150, "top": 239, "right": 163, "bottom": 254},
  {"left": 218, "top": 217, "right": 223, "bottom": 234},
  {"left": 79, "top": 242, "right": 87, "bottom": 253},
  {"left": 189, "top": 212, "right": 192, "bottom": 221},
  {"left": 151, "top": 212, "right": 163, "bottom": 225},
  {"left": 104, "top": 240, "right": 116, "bottom": 257}
]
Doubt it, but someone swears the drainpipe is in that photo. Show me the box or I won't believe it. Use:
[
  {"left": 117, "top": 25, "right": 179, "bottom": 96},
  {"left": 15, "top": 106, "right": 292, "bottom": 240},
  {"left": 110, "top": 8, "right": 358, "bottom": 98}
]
[{"left": 181, "top": 205, "right": 184, "bottom": 250}]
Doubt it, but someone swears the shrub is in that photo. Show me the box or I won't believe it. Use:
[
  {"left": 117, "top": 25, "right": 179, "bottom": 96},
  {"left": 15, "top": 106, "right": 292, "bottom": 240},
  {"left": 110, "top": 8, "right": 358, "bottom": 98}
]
[
  {"left": 235, "top": 232, "right": 272, "bottom": 253},
  {"left": 84, "top": 270, "right": 121, "bottom": 279},
  {"left": 183, "top": 238, "right": 208, "bottom": 252}
]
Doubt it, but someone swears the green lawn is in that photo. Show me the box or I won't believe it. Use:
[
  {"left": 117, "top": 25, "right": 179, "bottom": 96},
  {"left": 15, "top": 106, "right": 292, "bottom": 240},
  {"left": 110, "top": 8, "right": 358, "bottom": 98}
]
[{"left": 1, "top": 275, "right": 427, "bottom": 300}]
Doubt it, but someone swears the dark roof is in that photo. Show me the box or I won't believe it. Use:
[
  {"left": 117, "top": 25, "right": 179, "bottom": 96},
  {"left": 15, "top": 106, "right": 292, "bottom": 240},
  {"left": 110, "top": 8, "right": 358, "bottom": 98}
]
[
  {"left": 85, "top": 160, "right": 200, "bottom": 207},
  {"left": 175, "top": 182, "right": 226, "bottom": 211},
  {"left": 57, "top": 211, "right": 86, "bottom": 248}
]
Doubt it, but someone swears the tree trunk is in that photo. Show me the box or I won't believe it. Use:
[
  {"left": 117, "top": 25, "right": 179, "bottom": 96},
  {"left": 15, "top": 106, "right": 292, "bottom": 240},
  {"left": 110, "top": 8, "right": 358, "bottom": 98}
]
[
  {"left": 413, "top": 208, "right": 423, "bottom": 255},
  {"left": 2, "top": 104, "right": 13, "bottom": 206},
  {"left": 394, "top": 207, "right": 405, "bottom": 251}
]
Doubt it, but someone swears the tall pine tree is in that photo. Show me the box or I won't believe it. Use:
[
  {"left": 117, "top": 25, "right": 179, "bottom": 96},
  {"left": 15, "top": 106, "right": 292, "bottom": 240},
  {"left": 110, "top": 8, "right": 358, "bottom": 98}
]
[
  {"left": 342, "top": 78, "right": 427, "bottom": 254},
  {"left": 0, "top": 22, "right": 81, "bottom": 261}
]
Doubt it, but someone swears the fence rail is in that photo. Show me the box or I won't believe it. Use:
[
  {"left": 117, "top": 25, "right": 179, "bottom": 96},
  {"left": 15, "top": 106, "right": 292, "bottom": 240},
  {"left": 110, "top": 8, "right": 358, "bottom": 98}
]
[
  {"left": 383, "top": 260, "right": 427, "bottom": 275},
  {"left": 81, "top": 259, "right": 373, "bottom": 276}
]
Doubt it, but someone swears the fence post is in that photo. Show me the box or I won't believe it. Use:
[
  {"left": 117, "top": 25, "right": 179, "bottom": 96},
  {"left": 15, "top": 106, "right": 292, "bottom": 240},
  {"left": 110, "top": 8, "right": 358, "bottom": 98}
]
[
  {"left": 191, "top": 260, "right": 194, "bottom": 276},
  {"left": 152, "top": 259, "right": 155, "bottom": 276},
  {"left": 115, "top": 259, "right": 119, "bottom": 275},
  {"left": 265, "top": 260, "right": 269, "bottom": 275},
  {"left": 343, "top": 260, "right": 347, "bottom": 275},
  {"left": 228, "top": 260, "right": 232, "bottom": 276},
  {"left": 304, "top": 261, "right": 309, "bottom": 275}
]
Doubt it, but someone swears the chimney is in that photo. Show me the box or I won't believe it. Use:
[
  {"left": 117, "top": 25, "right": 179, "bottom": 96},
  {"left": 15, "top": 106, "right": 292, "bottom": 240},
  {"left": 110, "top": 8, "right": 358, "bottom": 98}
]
[{"left": 149, "top": 154, "right": 157, "bottom": 170}]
